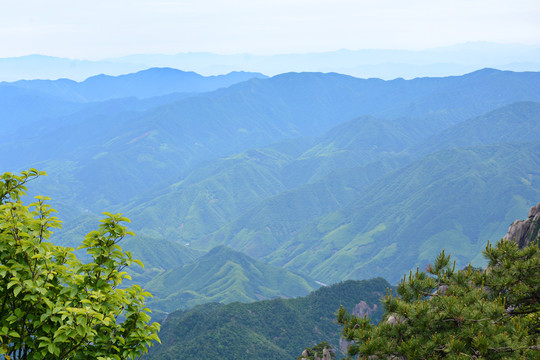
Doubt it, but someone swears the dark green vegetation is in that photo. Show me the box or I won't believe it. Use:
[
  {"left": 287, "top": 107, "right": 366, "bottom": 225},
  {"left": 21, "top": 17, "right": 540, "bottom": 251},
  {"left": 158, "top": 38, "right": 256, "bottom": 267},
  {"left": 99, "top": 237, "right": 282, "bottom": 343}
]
[
  {"left": 144, "top": 278, "right": 389, "bottom": 360},
  {"left": 0, "top": 170, "right": 160, "bottom": 360},
  {"left": 338, "top": 239, "right": 540, "bottom": 359},
  {"left": 3, "top": 68, "right": 540, "bottom": 318}
]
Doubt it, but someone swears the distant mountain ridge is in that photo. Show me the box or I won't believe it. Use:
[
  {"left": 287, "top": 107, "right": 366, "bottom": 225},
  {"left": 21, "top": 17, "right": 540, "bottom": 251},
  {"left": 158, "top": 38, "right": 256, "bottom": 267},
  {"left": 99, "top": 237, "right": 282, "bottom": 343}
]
[
  {"left": 269, "top": 141, "right": 540, "bottom": 284},
  {"left": 2, "top": 42, "right": 540, "bottom": 81},
  {"left": 0, "top": 67, "right": 267, "bottom": 102},
  {"left": 12, "top": 68, "right": 540, "bottom": 216},
  {"left": 113, "top": 102, "right": 540, "bottom": 286}
]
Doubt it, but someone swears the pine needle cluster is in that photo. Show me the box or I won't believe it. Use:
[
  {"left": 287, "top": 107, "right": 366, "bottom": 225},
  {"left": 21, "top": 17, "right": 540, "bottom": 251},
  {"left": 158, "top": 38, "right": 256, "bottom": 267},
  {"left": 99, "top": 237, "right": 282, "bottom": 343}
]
[{"left": 337, "top": 240, "right": 539, "bottom": 359}]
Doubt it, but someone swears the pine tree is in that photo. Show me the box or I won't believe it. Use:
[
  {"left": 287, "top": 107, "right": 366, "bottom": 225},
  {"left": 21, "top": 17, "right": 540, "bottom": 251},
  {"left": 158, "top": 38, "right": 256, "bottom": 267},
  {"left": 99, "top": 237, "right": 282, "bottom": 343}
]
[{"left": 337, "top": 240, "right": 539, "bottom": 359}]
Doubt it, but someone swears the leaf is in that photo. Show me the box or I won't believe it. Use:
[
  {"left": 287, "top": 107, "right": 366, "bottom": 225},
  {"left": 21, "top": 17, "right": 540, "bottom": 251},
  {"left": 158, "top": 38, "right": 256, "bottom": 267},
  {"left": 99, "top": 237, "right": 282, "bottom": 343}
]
[{"left": 77, "top": 324, "right": 85, "bottom": 337}]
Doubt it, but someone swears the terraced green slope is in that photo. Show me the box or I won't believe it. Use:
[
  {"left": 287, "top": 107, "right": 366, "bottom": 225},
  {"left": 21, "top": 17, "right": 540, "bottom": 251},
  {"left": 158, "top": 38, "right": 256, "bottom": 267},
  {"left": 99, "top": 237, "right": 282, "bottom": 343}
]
[
  {"left": 269, "top": 141, "right": 540, "bottom": 284},
  {"left": 144, "top": 246, "right": 319, "bottom": 315},
  {"left": 123, "top": 115, "right": 419, "bottom": 246}
]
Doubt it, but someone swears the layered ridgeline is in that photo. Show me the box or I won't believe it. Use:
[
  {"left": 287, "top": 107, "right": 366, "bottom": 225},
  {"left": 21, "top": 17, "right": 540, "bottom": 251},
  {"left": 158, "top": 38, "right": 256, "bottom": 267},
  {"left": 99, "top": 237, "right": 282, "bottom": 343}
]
[
  {"left": 121, "top": 114, "right": 419, "bottom": 246},
  {"left": 123, "top": 101, "right": 540, "bottom": 284},
  {"left": 0, "top": 68, "right": 266, "bottom": 136},
  {"left": 267, "top": 141, "right": 540, "bottom": 284},
  {"left": 3, "top": 43, "right": 540, "bottom": 81},
  {"left": 143, "top": 278, "right": 389, "bottom": 360},
  {"left": 5, "top": 69, "right": 540, "bottom": 214},
  {"left": 0, "top": 68, "right": 268, "bottom": 102},
  {"left": 143, "top": 246, "right": 319, "bottom": 317},
  {"left": 3, "top": 68, "right": 540, "bottom": 311},
  {"left": 215, "top": 101, "right": 540, "bottom": 283}
]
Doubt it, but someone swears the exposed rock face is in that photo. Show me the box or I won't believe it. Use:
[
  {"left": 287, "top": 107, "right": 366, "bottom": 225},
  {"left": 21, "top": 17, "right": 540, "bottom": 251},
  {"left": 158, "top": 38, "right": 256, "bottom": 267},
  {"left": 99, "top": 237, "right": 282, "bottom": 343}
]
[
  {"left": 352, "top": 300, "right": 378, "bottom": 318},
  {"left": 313, "top": 347, "right": 332, "bottom": 360},
  {"left": 301, "top": 347, "right": 332, "bottom": 360},
  {"left": 339, "top": 301, "right": 379, "bottom": 353},
  {"left": 503, "top": 202, "right": 540, "bottom": 248}
]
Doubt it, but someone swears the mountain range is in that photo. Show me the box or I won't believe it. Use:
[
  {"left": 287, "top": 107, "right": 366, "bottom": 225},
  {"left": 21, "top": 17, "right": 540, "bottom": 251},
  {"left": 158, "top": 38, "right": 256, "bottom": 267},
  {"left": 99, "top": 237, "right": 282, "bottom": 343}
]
[
  {"left": 2, "top": 42, "right": 540, "bottom": 81},
  {"left": 2, "top": 67, "right": 540, "bottom": 314}
]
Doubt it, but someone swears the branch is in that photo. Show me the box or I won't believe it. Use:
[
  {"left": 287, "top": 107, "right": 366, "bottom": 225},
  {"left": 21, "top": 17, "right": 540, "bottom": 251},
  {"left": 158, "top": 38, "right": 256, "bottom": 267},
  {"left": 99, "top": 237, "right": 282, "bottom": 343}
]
[{"left": 488, "top": 345, "right": 540, "bottom": 353}]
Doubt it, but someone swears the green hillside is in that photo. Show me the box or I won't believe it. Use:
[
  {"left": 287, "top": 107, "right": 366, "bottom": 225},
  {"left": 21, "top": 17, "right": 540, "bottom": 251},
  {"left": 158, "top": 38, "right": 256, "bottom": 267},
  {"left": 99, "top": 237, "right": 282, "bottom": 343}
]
[
  {"left": 3, "top": 70, "right": 540, "bottom": 331},
  {"left": 7, "top": 69, "right": 540, "bottom": 218},
  {"left": 270, "top": 141, "right": 540, "bottom": 283},
  {"left": 144, "top": 246, "right": 318, "bottom": 315},
  {"left": 203, "top": 155, "right": 409, "bottom": 258},
  {"left": 413, "top": 101, "right": 540, "bottom": 156},
  {"left": 144, "top": 278, "right": 390, "bottom": 360},
  {"left": 122, "top": 234, "right": 205, "bottom": 286},
  {"left": 28, "top": 100, "right": 540, "bottom": 289},
  {"left": 122, "top": 114, "right": 418, "bottom": 245},
  {"left": 123, "top": 147, "right": 295, "bottom": 242}
]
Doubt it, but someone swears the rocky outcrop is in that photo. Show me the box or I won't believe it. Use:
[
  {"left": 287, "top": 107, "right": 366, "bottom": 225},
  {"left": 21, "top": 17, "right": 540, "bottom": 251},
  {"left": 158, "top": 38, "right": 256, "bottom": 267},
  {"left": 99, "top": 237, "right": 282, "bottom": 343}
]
[
  {"left": 339, "top": 301, "right": 379, "bottom": 353},
  {"left": 317, "top": 347, "right": 332, "bottom": 360},
  {"left": 352, "top": 300, "right": 378, "bottom": 318},
  {"left": 503, "top": 202, "right": 540, "bottom": 248},
  {"left": 300, "top": 346, "right": 332, "bottom": 360}
]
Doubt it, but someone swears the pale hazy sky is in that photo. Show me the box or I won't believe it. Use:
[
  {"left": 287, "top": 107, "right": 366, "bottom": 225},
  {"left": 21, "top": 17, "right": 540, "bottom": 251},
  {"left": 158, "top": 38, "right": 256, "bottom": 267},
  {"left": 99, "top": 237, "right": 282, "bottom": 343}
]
[{"left": 1, "top": 0, "right": 539, "bottom": 59}]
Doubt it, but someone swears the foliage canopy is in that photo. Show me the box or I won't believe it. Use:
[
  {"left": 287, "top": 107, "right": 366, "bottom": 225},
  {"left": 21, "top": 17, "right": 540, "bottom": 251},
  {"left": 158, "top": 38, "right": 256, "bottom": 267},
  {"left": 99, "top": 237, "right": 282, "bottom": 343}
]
[
  {"left": 0, "top": 170, "right": 160, "bottom": 360},
  {"left": 338, "top": 239, "right": 540, "bottom": 359}
]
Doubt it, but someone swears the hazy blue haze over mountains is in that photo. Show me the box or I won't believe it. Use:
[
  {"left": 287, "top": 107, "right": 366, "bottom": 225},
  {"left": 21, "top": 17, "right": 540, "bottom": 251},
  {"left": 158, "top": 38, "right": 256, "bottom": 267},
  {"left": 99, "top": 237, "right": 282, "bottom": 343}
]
[
  {"left": 2, "top": 42, "right": 539, "bottom": 81},
  {"left": 268, "top": 141, "right": 540, "bottom": 283},
  {"left": 2, "top": 67, "right": 540, "bottom": 316},
  {"left": 0, "top": 68, "right": 267, "bottom": 102}
]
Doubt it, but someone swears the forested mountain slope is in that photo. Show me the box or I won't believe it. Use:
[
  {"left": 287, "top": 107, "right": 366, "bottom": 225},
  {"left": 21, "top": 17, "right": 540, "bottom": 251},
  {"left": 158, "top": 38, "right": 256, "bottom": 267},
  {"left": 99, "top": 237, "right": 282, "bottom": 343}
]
[
  {"left": 7, "top": 69, "right": 540, "bottom": 216},
  {"left": 3, "top": 69, "right": 540, "bottom": 318},
  {"left": 412, "top": 101, "right": 540, "bottom": 156},
  {"left": 121, "top": 114, "right": 418, "bottom": 244},
  {"left": 144, "top": 246, "right": 318, "bottom": 316},
  {"left": 144, "top": 278, "right": 390, "bottom": 360},
  {"left": 269, "top": 141, "right": 540, "bottom": 283}
]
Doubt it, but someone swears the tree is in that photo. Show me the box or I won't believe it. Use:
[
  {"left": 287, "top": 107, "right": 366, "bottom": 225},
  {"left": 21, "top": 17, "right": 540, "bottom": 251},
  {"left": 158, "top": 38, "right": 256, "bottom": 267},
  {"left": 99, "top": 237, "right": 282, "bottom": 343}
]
[
  {"left": 0, "top": 169, "right": 160, "bottom": 360},
  {"left": 337, "top": 239, "right": 539, "bottom": 359}
]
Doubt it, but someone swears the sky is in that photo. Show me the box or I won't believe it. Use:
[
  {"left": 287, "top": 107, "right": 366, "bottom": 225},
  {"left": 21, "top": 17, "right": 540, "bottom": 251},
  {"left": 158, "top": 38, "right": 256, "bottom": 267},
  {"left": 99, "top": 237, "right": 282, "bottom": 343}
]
[{"left": 0, "top": 0, "right": 539, "bottom": 59}]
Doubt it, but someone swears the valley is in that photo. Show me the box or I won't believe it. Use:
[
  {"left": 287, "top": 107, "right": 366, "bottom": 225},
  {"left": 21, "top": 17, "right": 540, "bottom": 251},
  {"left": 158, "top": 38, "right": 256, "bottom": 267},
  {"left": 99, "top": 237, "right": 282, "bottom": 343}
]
[{"left": 2, "top": 66, "right": 540, "bottom": 359}]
